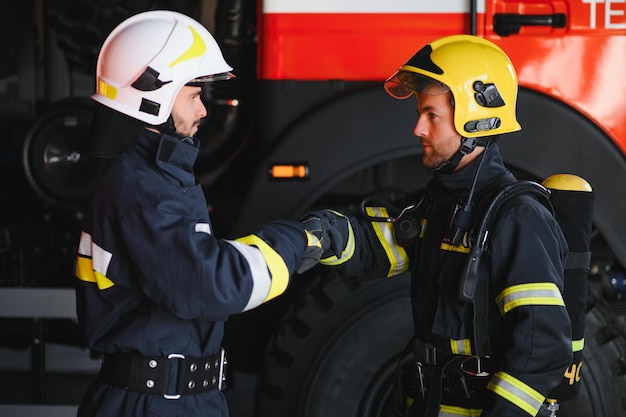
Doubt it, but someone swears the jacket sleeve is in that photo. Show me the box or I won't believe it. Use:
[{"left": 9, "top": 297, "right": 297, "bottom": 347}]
[
  {"left": 79, "top": 195, "right": 308, "bottom": 321},
  {"left": 318, "top": 208, "right": 410, "bottom": 280},
  {"left": 481, "top": 196, "right": 572, "bottom": 417}
]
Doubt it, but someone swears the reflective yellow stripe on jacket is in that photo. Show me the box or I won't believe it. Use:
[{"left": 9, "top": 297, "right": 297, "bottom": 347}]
[
  {"left": 75, "top": 231, "right": 115, "bottom": 290},
  {"left": 365, "top": 206, "right": 409, "bottom": 277},
  {"left": 233, "top": 234, "right": 289, "bottom": 306},
  {"left": 487, "top": 372, "right": 544, "bottom": 416},
  {"left": 495, "top": 282, "right": 564, "bottom": 315},
  {"left": 450, "top": 338, "right": 472, "bottom": 355},
  {"left": 439, "top": 404, "right": 482, "bottom": 416}
]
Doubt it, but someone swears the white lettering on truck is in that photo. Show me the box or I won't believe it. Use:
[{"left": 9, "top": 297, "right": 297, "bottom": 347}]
[{"left": 582, "top": 0, "right": 626, "bottom": 29}]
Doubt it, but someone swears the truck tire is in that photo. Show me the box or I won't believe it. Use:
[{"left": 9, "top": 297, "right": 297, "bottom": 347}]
[
  {"left": 559, "top": 287, "right": 626, "bottom": 416},
  {"left": 256, "top": 273, "right": 626, "bottom": 417}
]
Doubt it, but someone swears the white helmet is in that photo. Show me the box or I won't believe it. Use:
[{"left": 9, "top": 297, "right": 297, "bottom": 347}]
[{"left": 92, "top": 10, "right": 233, "bottom": 125}]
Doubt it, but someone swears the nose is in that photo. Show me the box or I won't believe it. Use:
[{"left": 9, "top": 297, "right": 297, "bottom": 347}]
[
  {"left": 413, "top": 114, "right": 427, "bottom": 137},
  {"left": 197, "top": 100, "right": 208, "bottom": 119}
]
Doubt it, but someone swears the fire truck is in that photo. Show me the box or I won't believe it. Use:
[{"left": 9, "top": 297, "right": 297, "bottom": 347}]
[{"left": 1, "top": 0, "right": 626, "bottom": 416}]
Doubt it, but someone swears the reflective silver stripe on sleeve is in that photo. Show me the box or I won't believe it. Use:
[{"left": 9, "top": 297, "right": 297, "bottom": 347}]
[
  {"left": 495, "top": 283, "right": 564, "bottom": 315},
  {"left": 78, "top": 231, "right": 92, "bottom": 256},
  {"left": 450, "top": 339, "right": 472, "bottom": 355},
  {"left": 487, "top": 372, "right": 544, "bottom": 416},
  {"left": 225, "top": 240, "right": 271, "bottom": 311},
  {"left": 75, "top": 231, "right": 115, "bottom": 289},
  {"left": 78, "top": 231, "right": 112, "bottom": 277},
  {"left": 195, "top": 222, "right": 212, "bottom": 235}
]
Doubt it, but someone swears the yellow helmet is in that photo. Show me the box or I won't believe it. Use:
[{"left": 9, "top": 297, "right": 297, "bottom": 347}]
[{"left": 384, "top": 34, "right": 521, "bottom": 137}]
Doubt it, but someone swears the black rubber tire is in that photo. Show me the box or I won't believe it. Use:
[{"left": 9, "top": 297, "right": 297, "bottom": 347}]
[
  {"left": 559, "top": 287, "right": 626, "bottom": 416},
  {"left": 22, "top": 98, "right": 105, "bottom": 210},
  {"left": 256, "top": 274, "right": 626, "bottom": 417},
  {"left": 256, "top": 273, "right": 413, "bottom": 417}
]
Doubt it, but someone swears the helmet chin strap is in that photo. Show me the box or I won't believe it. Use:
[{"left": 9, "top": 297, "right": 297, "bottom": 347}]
[
  {"left": 435, "top": 136, "right": 494, "bottom": 174},
  {"left": 153, "top": 115, "right": 178, "bottom": 136},
  {"left": 151, "top": 116, "right": 196, "bottom": 145}
]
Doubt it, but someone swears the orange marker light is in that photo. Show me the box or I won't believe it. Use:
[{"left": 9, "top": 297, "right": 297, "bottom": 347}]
[{"left": 269, "top": 164, "right": 310, "bottom": 180}]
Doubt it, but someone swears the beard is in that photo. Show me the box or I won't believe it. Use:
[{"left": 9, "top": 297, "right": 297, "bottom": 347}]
[
  {"left": 420, "top": 133, "right": 464, "bottom": 171},
  {"left": 422, "top": 148, "right": 453, "bottom": 171}
]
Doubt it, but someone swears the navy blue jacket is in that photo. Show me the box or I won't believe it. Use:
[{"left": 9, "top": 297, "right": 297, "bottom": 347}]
[{"left": 75, "top": 129, "right": 307, "bottom": 417}]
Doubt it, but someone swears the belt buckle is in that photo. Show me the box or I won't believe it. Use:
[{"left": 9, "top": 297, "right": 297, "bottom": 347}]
[
  {"left": 425, "top": 346, "right": 437, "bottom": 365},
  {"left": 414, "top": 339, "right": 437, "bottom": 365},
  {"left": 163, "top": 350, "right": 227, "bottom": 398},
  {"left": 460, "top": 355, "right": 490, "bottom": 377},
  {"left": 218, "top": 348, "right": 227, "bottom": 391},
  {"left": 163, "top": 353, "right": 186, "bottom": 400},
  {"left": 415, "top": 362, "right": 426, "bottom": 400}
]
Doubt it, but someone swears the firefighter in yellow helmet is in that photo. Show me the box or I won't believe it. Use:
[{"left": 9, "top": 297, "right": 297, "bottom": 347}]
[
  {"left": 384, "top": 34, "right": 521, "bottom": 173},
  {"left": 75, "top": 11, "right": 327, "bottom": 417},
  {"left": 300, "top": 35, "right": 572, "bottom": 417}
]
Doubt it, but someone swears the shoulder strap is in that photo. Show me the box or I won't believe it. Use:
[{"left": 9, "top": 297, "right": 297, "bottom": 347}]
[{"left": 458, "top": 180, "right": 552, "bottom": 356}]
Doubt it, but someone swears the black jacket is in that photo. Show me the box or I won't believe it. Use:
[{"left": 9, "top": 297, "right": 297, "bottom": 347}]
[{"left": 325, "top": 143, "right": 571, "bottom": 417}]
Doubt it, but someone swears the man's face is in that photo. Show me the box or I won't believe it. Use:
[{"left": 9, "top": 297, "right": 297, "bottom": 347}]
[
  {"left": 413, "top": 92, "right": 462, "bottom": 170},
  {"left": 171, "top": 85, "right": 207, "bottom": 138}
]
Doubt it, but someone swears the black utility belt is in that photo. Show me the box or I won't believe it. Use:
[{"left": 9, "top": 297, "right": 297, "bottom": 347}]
[
  {"left": 413, "top": 339, "right": 491, "bottom": 371},
  {"left": 412, "top": 340, "right": 492, "bottom": 400},
  {"left": 99, "top": 348, "right": 227, "bottom": 399}
]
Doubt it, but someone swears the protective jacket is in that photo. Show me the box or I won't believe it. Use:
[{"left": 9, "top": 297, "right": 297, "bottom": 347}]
[
  {"left": 75, "top": 129, "right": 307, "bottom": 417},
  {"left": 326, "top": 144, "right": 572, "bottom": 417}
]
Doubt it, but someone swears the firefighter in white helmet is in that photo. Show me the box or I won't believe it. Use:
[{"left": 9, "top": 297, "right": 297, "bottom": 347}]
[
  {"left": 300, "top": 35, "right": 572, "bottom": 417},
  {"left": 75, "top": 10, "right": 326, "bottom": 417}
]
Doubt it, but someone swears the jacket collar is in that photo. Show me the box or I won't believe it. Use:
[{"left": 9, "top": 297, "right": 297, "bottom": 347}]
[
  {"left": 434, "top": 142, "right": 514, "bottom": 193},
  {"left": 136, "top": 129, "right": 200, "bottom": 184}
]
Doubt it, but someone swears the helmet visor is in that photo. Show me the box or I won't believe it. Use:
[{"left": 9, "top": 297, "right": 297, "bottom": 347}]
[
  {"left": 384, "top": 71, "right": 450, "bottom": 99},
  {"left": 186, "top": 71, "right": 235, "bottom": 86}
]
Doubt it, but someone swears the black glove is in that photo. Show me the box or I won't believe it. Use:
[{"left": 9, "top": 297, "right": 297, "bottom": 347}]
[
  {"left": 296, "top": 231, "right": 323, "bottom": 274},
  {"left": 296, "top": 210, "right": 351, "bottom": 274},
  {"left": 303, "top": 210, "right": 350, "bottom": 257}
]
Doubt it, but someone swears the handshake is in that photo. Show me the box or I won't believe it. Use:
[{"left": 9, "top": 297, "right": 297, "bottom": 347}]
[{"left": 297, "top": 209, "right": 352, "bottom": 274}]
